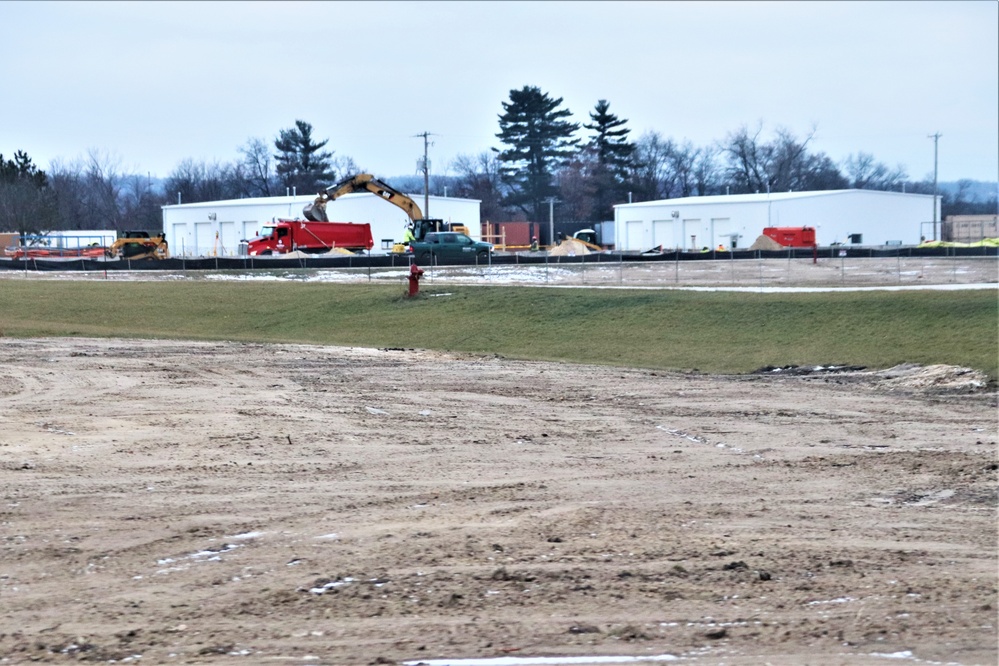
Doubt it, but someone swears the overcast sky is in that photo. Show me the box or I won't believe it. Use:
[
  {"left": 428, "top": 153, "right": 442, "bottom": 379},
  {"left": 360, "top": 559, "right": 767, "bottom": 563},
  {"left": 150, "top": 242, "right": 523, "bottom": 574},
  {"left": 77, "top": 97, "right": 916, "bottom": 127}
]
[{"left": 3, "top": 1, "right": 997, "bottom": 185}]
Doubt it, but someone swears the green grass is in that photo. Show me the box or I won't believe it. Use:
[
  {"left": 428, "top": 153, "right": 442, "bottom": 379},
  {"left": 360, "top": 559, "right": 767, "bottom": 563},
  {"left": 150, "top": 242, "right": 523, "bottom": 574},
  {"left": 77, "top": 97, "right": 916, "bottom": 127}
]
[{"left": 1, "top": 280, "right": 996, "bottom": 379}]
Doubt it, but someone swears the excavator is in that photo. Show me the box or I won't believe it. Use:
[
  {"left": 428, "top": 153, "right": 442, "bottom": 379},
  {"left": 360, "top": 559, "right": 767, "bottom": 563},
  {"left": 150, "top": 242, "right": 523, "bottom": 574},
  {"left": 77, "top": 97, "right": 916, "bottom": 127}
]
[{"left": 303, "top": 173, "right": 468, "bottom": 250}]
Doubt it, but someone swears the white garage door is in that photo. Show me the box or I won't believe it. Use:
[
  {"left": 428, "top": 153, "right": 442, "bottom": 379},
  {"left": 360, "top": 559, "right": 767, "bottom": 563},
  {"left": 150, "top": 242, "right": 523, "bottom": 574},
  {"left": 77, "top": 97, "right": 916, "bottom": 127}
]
[
  {"left": 218, "top": 222, "right": 237, "bottom": 256},
  {"left": 194, "top": 222, "right": 213, "bottom": 257},
  {"left": 711, "top": 218, "right": 733, "bottom": 249},
  {"left": 652, "top": 220, "right": 673, "bottom": 249},
  {"left": 682, "top": 219, "right": 702, "bottom": 250},
  {"left": 625, "top": 220, "right": 644, "bottom": 251},
  {"left": 241, "top": 221, "right": 259, "bottom": 241}
]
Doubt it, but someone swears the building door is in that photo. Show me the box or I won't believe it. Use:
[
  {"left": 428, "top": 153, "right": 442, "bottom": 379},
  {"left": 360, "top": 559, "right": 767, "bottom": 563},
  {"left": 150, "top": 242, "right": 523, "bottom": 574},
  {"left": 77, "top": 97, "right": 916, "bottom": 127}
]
[
  {"left": 172, "top": 223, "right": 188, "bottom": 256},
  {"left": 242, "top": 221, "right": 259, "bottom": 241},
  {"left": 711, "top": 218, "right": 732, "bottom": 249},
  {"left": 625, "top": 220, "right": 644, "bottom": 251},
  {"left": 218, "top": 221, "right": 236, "bottom": 256},
  {"left": 682, "top": 219, "right": 701, "bottom": 249},
  {"left": 652, "top": 220, "right": 673, "bottom": 249},
  {"left": 194, "top": 222, "right": 213, "bottom": 257}
]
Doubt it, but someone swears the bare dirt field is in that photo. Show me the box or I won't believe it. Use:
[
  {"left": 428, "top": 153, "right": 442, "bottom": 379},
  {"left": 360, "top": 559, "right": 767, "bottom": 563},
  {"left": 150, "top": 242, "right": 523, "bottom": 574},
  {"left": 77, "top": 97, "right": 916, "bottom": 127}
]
[
  {"left": 1, "top": 332, "right": 996, "bottom": 665},
  {"left": 1, "top": 259, "right": 997, "bottom": 665}
]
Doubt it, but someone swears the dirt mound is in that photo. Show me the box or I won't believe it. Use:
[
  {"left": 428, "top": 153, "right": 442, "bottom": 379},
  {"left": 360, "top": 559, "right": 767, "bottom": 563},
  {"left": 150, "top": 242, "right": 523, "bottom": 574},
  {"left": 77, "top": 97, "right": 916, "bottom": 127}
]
[
  {"left": 748, "top": 234, "right": 785, "bottom": 251},
  {"left": 548, "top": 239, "right": 591, "bottom": 256},
  {"left": 872, "top": 363, "right": 992, "bottom": 391}
]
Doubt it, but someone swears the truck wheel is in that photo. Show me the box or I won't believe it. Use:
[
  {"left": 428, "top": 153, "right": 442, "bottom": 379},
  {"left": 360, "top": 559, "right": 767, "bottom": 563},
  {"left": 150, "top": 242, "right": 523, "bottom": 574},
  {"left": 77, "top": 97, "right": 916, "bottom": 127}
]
[
  {"left": 418, "top": 251, "right": 432, "bottom": 263},
  {"left": 477, "top": 251, "right": 489, "bottom": 261}
]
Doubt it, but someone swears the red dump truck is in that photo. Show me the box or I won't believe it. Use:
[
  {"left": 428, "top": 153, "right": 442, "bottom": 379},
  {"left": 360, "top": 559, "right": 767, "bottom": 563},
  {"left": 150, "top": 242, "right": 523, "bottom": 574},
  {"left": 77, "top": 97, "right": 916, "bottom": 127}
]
[
  {"left": 762, "top": 226, "right": 816, "bottom": 247},
  {"left": 245, "top": 219, "right": 373, "bottom": 255}
]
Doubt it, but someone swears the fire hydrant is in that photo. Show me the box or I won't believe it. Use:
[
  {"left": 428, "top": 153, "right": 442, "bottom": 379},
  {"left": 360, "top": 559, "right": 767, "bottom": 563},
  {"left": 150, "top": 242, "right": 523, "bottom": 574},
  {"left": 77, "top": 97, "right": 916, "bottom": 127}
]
[{"left": 407, "top": 262, "right": 425, "bottom": 297}]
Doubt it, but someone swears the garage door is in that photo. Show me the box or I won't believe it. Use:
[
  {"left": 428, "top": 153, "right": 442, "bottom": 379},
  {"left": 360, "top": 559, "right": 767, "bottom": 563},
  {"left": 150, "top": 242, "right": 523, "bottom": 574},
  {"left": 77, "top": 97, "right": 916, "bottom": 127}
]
[
  {"left": 218, "top": 221, "right": 237, "bottom": 256},
  {"left": 194, "top": 222, "right": 213, "bottom": 257},
  {"left": 625, "top": 220, "right": 644, "bottom": 251},
  {"left": 682, "top": 219, "right": 702, "bottom": 250},
  {"left": 711, "top": 218, "right": 733, "bottom": 249},
  {"left": 652, "top": 220, "right": 673, "bottom": 249}
]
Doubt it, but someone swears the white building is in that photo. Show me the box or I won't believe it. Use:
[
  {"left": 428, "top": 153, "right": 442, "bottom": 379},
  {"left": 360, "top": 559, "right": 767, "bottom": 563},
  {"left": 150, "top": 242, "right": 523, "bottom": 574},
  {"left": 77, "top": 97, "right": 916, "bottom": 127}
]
[
  {"left": 161, "top": 193, "right": 481, "bottom": 257},
  {"left": 612, "top": 189, "right": 939, "bottom": 251}
]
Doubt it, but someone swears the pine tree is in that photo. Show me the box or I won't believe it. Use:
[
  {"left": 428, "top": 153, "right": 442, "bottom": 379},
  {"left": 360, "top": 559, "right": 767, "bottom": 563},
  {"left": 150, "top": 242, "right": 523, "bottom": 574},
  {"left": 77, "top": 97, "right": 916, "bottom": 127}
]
[
  {"left": 274, "top": 120, "right": 334, "bottom": 195},
  {"left": 494, "top": 86, "right": 579, "bottom": 222},
  {"left": 584, "top": 100, "right": 635, "bottom": 221},
  {"left": 0, "top": 150, "right": 58, "bottom": 234}
]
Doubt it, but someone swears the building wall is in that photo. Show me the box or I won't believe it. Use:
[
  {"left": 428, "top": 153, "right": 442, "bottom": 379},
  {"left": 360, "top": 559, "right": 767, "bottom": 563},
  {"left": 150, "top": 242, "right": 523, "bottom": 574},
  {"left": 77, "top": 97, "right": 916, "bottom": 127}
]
[
  {"left": 612, "top": 190, "right": 936, "bottom": 251},
  {"left": 944, "top": 214, "right": 999, "bottom": 242},
  {"left": 162, "top": 193, "right": 481, "bottom": 257}
]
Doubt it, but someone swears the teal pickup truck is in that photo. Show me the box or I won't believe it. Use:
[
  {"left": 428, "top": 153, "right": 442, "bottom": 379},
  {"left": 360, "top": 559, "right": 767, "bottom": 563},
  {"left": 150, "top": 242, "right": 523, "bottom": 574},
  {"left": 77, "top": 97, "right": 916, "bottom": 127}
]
[{"left": 409, "top": 232, "right": 493, "bottom": 264}]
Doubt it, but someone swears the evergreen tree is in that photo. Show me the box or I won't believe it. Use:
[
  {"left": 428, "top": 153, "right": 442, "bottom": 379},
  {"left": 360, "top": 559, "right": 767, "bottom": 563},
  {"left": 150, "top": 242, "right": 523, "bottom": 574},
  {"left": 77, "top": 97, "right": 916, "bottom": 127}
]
[
  {"left": 494, "top": 86, "right": 579, "bottom": 221},
  {"left": 0, "top": 151, "right": 58, "bottom": 235},
  {"left": 274, "top": 120, "right": 334, "bottom": 195},
  {"left": 584, "top": 99, "right": 635, "bottom": 221},
  {"left": 0, "top": 150, "right": 49, "bottom": 188}
]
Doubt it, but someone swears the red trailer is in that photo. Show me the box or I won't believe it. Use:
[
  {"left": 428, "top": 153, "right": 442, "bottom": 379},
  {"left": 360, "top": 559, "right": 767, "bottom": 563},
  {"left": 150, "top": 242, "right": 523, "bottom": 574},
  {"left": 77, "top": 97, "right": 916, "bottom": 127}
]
[
  {"left": 246, "top": 219, "right": 373, "bottom": 255},
  {"left": 762, "top": 226, "right": 816, "bottom": 247}
]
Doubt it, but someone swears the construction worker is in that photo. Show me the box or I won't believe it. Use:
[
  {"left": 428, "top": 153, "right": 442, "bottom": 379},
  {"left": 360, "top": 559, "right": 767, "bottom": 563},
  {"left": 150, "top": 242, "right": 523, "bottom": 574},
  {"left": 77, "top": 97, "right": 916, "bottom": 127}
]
[
  {"left": 402, "top": 223, "right": 416, "bottom": 245},
  {"left": 530, "top": 236, "right": 539, "bottom": 251},
  {"left": 717, "top": 243, "right": 726, "bottom": 251}
]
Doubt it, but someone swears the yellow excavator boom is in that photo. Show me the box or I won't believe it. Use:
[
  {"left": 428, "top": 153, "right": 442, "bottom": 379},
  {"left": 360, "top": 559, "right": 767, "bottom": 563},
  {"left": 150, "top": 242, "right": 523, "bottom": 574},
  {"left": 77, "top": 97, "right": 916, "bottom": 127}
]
[{"left": 304, "top": 173, "right": 424, "bottom": 223}]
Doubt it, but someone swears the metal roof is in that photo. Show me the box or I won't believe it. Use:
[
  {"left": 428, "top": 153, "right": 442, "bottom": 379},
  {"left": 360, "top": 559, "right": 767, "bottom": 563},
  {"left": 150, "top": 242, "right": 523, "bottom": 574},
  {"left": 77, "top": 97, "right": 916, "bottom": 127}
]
[
  {"left": 162, "top": 192, "right": 480, "bottom": 210},
  {"left": 614, "top": 188, "right": 931, "bottom": 209}
]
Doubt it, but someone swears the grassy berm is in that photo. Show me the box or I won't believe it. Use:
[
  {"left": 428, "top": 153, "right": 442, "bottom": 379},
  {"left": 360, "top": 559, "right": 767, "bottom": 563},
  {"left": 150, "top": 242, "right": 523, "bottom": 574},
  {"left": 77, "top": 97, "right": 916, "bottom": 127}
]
[{"left": 1, "top": 280, "right": 996, "bottom": 379}]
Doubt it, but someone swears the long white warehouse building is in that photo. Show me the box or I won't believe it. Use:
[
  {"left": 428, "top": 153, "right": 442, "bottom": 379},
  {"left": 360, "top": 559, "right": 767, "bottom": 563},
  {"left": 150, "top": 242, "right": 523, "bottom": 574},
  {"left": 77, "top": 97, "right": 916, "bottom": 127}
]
[
  {"left": 162, "top": 192, "right": 481, "bottom": 257},
  {"left": 612, "top": 189, "right": 939, "bottom": 251}
]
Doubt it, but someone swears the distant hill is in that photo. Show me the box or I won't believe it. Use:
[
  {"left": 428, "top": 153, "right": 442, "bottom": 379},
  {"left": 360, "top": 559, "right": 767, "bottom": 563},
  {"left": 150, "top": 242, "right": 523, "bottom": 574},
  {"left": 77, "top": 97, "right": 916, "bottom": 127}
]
[{"left": 937, "top": 180, "right": 998, "bottom": 202}]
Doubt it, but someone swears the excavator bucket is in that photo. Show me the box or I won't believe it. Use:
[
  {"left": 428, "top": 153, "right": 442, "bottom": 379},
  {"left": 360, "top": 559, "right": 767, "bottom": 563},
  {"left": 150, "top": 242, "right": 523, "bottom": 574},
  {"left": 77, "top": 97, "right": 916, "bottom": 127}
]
[{"left": 302, "top": 201, "right": 328, "bottom": 222}]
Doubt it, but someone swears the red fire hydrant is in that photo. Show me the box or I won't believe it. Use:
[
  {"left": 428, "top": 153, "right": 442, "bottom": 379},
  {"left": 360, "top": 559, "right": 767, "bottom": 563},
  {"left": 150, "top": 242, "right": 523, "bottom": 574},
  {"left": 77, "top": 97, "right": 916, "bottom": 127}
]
[{"left": 407, "top": 262, "right": 425, "bottom": 297}]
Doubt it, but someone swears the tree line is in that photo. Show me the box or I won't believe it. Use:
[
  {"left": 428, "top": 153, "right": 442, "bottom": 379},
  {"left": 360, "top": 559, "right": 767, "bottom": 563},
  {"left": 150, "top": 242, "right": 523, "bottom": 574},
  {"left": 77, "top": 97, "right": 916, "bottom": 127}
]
[{"left": 2, "top": 85, "right": 996, "bottom": 237}]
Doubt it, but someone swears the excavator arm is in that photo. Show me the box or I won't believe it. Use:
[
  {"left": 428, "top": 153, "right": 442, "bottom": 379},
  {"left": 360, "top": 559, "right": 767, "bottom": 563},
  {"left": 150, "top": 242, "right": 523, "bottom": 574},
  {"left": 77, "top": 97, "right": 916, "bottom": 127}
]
[{"left": 304, "top": 173, "right": 424, "bottom": 223}]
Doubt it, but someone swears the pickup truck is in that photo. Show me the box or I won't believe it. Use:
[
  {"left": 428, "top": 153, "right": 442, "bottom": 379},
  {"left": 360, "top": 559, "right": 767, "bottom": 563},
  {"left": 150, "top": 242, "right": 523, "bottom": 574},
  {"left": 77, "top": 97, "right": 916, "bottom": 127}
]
[{"left": 409, "top": 232, "right": 493, "bottom": 264}]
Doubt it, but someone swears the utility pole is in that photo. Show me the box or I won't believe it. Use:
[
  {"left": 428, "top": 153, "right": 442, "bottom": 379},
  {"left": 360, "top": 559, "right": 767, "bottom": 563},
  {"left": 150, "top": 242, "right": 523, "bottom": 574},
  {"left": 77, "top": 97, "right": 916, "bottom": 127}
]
[
  {"left": 414, "top": 132, "right": 436, "bottom": 218},
  {"left": 544, "top": 197, "right": 559, "bottom": 247},
  {"left": 929, "top": 132, "right": 941, "bottom": 240}
]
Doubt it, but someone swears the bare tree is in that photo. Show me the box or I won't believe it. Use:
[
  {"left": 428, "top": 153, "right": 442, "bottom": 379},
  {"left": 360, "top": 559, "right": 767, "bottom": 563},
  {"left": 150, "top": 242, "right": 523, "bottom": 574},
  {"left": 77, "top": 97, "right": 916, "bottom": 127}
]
[
  {"left": 450, "top": 152, "right": 507, "bottom": 221},
  {"left": 720, "top": 123, "right": 846, "bottom": 193},
  {"left": 84, "top": 149, "right": 124, "bottom": 229},
  {"left": 555, "top": 147, "right": 597, "bottom": 222},
  {"left": 843, "top": 152, "right": 908, "bottom": 190},
  {"left": 47, "top": 150, "right": 132, "bottom": 231},
  {"left": 165, "top": 159, "right": 243, "bottom": 204},
  {"left": 119, "top": 173, "right": 165, "bottom": 232},
  {"left": 692, "top": 147, "right": 721, "bottom": 196},
  {"left": 632, "top": 131, "right": 677, "bottom": 201},
  {"left": 238, "top": 138, "right": 275, "bottom": 197}
]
